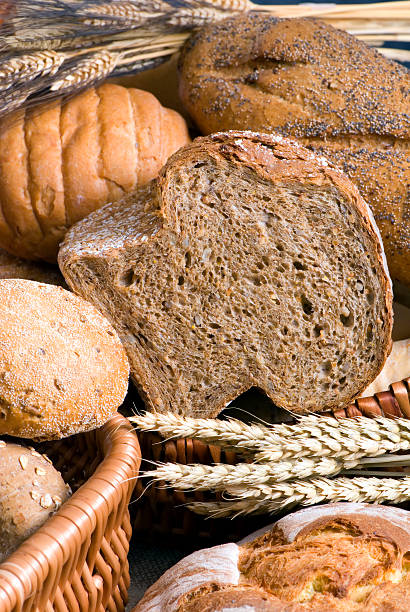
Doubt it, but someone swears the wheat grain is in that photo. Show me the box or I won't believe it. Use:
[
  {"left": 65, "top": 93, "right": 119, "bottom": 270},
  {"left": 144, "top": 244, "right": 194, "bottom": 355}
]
[
  {"left": 168, "top": 8, "right": 232, "bottom": 27},
  {"left": 131, "top": 413, "right": 410, "bottom": 461},
  {"left": 206, "top": 0, "right": 252, "bottom": 10},
  {"left": 0, "top": 51, "right": 65, "bottom": 89},
  {"left": 188, "top": 474, "right": 410, "bottom": 517},
  {"left": 144, "top": 455, "right": 361, "bottom": 490},
  {"left": 50, "top": 50, "right": 118, "bottom": 92}
]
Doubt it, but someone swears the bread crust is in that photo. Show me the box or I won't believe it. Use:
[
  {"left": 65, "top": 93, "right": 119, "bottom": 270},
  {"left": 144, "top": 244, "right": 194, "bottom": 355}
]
[
  {"left": 0, "top": 84, "right": 190, "bottom": 262},
  {"left": 59, "top": 131, "right": 393, "bottom": 417},
  {"left": 178, "top": 15, "right": 410, "bottom": 286},
  {"left": 0, "top": 279, "right": 130, "bottom": 439},
  {"left": 133, "top": 503, "right": 410, "bottom": 612},
  {"left": 0, "top": 442, "right": 70, "bottom": 563}
]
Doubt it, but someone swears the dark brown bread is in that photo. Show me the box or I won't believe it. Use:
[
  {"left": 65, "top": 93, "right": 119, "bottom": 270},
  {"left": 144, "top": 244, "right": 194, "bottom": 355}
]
[
  {"left": 178, "top": 15, "right": 410, "bottom": 286},
  {"left": 59, "top": 131, "right": 392, "bottom": 417},
  {"left": 133, "top": 503, "right": 410, "bottom": 611}
]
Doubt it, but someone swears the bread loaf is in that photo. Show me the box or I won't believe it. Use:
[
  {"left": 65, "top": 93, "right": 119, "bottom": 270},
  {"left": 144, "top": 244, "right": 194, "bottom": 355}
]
[
  {"left": 0, "top": 442, "right": 70, "bottom": 563},
  {"left": 59, "top": 131, "right": 392, "bottom": 417},
  {"left": 0, "top": 247, "right": 65, "bottom": 286},
  {"left": 0, "top": 83, "right": 190, "bottom": 262},
  {"left": 0, "top": 279, "right": 129, "bottom": 439},
  {"left": 133, "top": 502, "right": 410, "bottom": 611},
  {"left": 360, "top": 338, "right": 410, "bottom": 397},
  {"left": 178, "top": 15, "right": 410, "bottom": 286}
]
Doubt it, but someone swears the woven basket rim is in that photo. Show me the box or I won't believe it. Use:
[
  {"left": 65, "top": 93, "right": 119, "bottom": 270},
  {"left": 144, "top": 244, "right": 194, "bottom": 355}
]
[{"left": 0, "top": 412, "right": 141, "bottom": 610}]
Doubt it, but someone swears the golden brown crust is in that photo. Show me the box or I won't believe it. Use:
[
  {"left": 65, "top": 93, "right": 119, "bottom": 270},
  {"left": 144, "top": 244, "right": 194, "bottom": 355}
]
[
  {"left": 133, "top": 503, "right": 410, "bottom": 612},
  {"left": 0, "top": 279, "right": 129, "bottom": 440},
  {"left": 0, "top": 442, "right": 70, "bottom": 563},
  {"left": 0, "top": 84, "right": 190, "bottom": 262},
  {"left": 178, "top": 14, "right": 410, "bottom": 285}
]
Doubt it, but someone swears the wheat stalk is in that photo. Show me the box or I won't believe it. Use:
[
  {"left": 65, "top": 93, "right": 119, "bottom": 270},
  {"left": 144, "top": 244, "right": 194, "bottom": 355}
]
[
  {"left": 143, "top": 455, "right": 363, "bottom": 489},
  {"left": 0, "top": 50, "right": 65, "bottom": 89},
  {"left": 50, "top": 50, "right": 119, "bottom": 92},
  {"left": 131, "top": 413, "right": 410, "bottom": 461},
  {"left": 188, "top": 475, "right": 410, "bottom": 517}
]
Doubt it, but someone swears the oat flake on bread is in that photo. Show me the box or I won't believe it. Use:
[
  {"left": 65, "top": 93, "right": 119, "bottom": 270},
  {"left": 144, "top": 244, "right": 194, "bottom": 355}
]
[{"left": 59, "top": 131, "right": 393, "bottom": 418}]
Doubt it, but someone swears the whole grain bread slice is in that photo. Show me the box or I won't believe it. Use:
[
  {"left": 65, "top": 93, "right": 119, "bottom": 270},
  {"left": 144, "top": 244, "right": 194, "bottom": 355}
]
[{"left": 59, "top": 131, "right": 393, "bottom": 417}]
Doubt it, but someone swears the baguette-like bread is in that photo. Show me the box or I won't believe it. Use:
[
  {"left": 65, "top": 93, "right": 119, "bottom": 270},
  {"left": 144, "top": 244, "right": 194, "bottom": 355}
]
[
  {"left": 178, "top": 15, "right": 410, "bottom": 286},
  {"left": 59, "top": 131, "right": 392, "bottom": 417},
  {"left": 133, "top": 503, "right": 410, "bottom": 611},
  {"left": 0, "top": 279, "right": 129, "bottom": 439},
  {"left": 0, "top": 83, "right": 190, "bottom": 263}
]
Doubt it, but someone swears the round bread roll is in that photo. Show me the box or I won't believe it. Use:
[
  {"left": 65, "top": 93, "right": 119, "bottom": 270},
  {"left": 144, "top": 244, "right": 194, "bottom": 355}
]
[
  {"left": 0, "top": 279, "right": 129, "bottom": 439},
  {"left": 0, "top": 83, "right": 190, "bottom": 263},
  {"left": 178, "top": 15, "right": 410, "bottom": 287},
  {"left": 133, "top": 503, "right": 410, "bottom": 611},
  {"left": 0, "top": 441, "right": 70, "bottom": 563}
]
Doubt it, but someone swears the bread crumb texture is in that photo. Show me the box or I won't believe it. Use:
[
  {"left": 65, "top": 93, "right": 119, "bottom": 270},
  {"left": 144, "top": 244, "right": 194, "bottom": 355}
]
[
  {"left": 178, "top": 14, "right": 410, "bottom": 285},
  {"left": 59, "top": 131, "right": 392, "bottom": 417},
  {"left": 0, "top": 441, "right": 70, "bottom": 562},
  {"left": 0, "top": 279, "right": 129, "bottom": 439},
  {"left": 134, "top": 503, "right": 410, "bottom": 612}
]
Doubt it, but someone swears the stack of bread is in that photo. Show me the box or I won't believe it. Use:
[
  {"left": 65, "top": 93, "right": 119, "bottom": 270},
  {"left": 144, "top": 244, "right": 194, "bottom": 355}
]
[{"left": 0, "top": 10, "right": 408, "bottom": 611}]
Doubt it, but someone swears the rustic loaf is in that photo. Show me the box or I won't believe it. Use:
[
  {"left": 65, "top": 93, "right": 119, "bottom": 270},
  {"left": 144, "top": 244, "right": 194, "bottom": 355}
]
[
  {"left": 178, "top": 15, "right": 410, "bottom": 286},
  {"left": 0, "top": 279, "right": 129, "bottom": 439},
  {"left": 0, "top": 83, "right": 190, "bottom": 262},
  {"left": 0, "top": 441, "right": 70, "bottom": 563},
  {"left": 133, "top": 502, "right": 410, "bottom": 611},
  {"left": 59, "top": 131, "right": 392, "bottom": 417}
]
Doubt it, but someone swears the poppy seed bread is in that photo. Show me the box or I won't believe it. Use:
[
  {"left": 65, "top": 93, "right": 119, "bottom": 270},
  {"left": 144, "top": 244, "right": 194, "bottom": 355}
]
[
  {"left": 59, "top": 131, "right": 392, "bottom": 417},
  {"left": 178, "top": 15, "right": 410, "bottom": 286},
  {"left": 133, "top": 503, "right": 410, "bottom": 611}
]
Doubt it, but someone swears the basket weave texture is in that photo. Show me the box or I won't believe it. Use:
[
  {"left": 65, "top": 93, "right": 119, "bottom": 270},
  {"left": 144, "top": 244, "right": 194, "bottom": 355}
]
[
  {"left": 0, "top": 413, "right": 141, "bottom": 612},
  {"left": 134, "top": 378, "right": 410, "bottom": 545}
]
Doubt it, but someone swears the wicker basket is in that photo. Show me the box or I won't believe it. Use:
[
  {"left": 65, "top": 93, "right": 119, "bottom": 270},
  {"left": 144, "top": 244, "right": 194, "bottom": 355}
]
[
  {"left": 133, "top": 378, "right": 410, "bottom": 547},
  {"left": 0, "top": 413, "right": 141, "bottom": 612}
]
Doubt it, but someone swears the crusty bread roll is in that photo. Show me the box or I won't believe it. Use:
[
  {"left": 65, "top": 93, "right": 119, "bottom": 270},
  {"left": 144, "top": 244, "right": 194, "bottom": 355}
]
[
  {"left": 178, "top": 15, "right": 410, "bottom": 287},
  {"left": 0, "top": 247, "right": 65, "bottom": 286},
  {"left": 0, "top": 83, "right": 190, "bottom": 263},
  {"left": 0, "top": 441, "right": 70, "bottom": 563},
  {"left": 0, "top": 279, "right": 129, "bottom": 439},
  {"left": 133, "top": 502, "right": 410, "bottom": 611},
  {"left": 59, "top": 131, "right": 392, "bottom": 417}
]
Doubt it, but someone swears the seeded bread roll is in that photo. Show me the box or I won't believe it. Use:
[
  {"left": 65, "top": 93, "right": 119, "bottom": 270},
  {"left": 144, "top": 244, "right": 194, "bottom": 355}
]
[
  {"left": 133, "top": 502, "right": 410, "bottom": 611},
  {"left": 59, "top": 131, "right": 392, "bottom": 417},
  {"left": 0, "top": 441, "right": 70, "bottom": 563},
  {"left": 0, "top": 279, "right": 129, "bottom": 439},
  {"left": 0, "top": 83, "right": 190, "bottom": 263},
  {"left": 0, "top": 247, "right": 65, "bottom": 286},
  {"left": 178, "top": 15, "right": 410, "bottom": 286}
]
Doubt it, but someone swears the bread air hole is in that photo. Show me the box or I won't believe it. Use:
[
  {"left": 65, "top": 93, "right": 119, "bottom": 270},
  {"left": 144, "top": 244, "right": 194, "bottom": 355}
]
[
  {"left": 301, "top": 295, "right": 313, "bottom": 316},
  {"left": 118, "top": 268, "right": 135, "bottom": 287}
]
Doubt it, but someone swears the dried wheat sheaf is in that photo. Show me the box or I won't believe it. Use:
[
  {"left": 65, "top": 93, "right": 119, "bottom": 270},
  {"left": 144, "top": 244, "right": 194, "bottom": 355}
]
[{"left": 0, "top": 0, "right": 408, "bottom": 119}]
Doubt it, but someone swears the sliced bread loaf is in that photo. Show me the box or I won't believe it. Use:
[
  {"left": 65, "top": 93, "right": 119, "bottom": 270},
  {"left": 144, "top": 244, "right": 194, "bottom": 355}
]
[{"left": 59, "top": 131, "right": 393, "bottom": 417}]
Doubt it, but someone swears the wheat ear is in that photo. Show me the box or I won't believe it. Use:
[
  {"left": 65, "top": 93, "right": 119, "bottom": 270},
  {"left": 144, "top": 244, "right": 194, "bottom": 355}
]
[
  {"left": 0, "top": 51, "right": 66, "bottom": 89},
  {"left": 50, "top": 50, "right": 118, "bottom": 92},
  {"left": 131, "top": 413, "right": 410, "bottom": 460},
  {"left": 143, "top": 455, "right": 362, "bottom": 490},
  {"left": 188, "top": 474, "right": 410, "bottom": 517}
]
